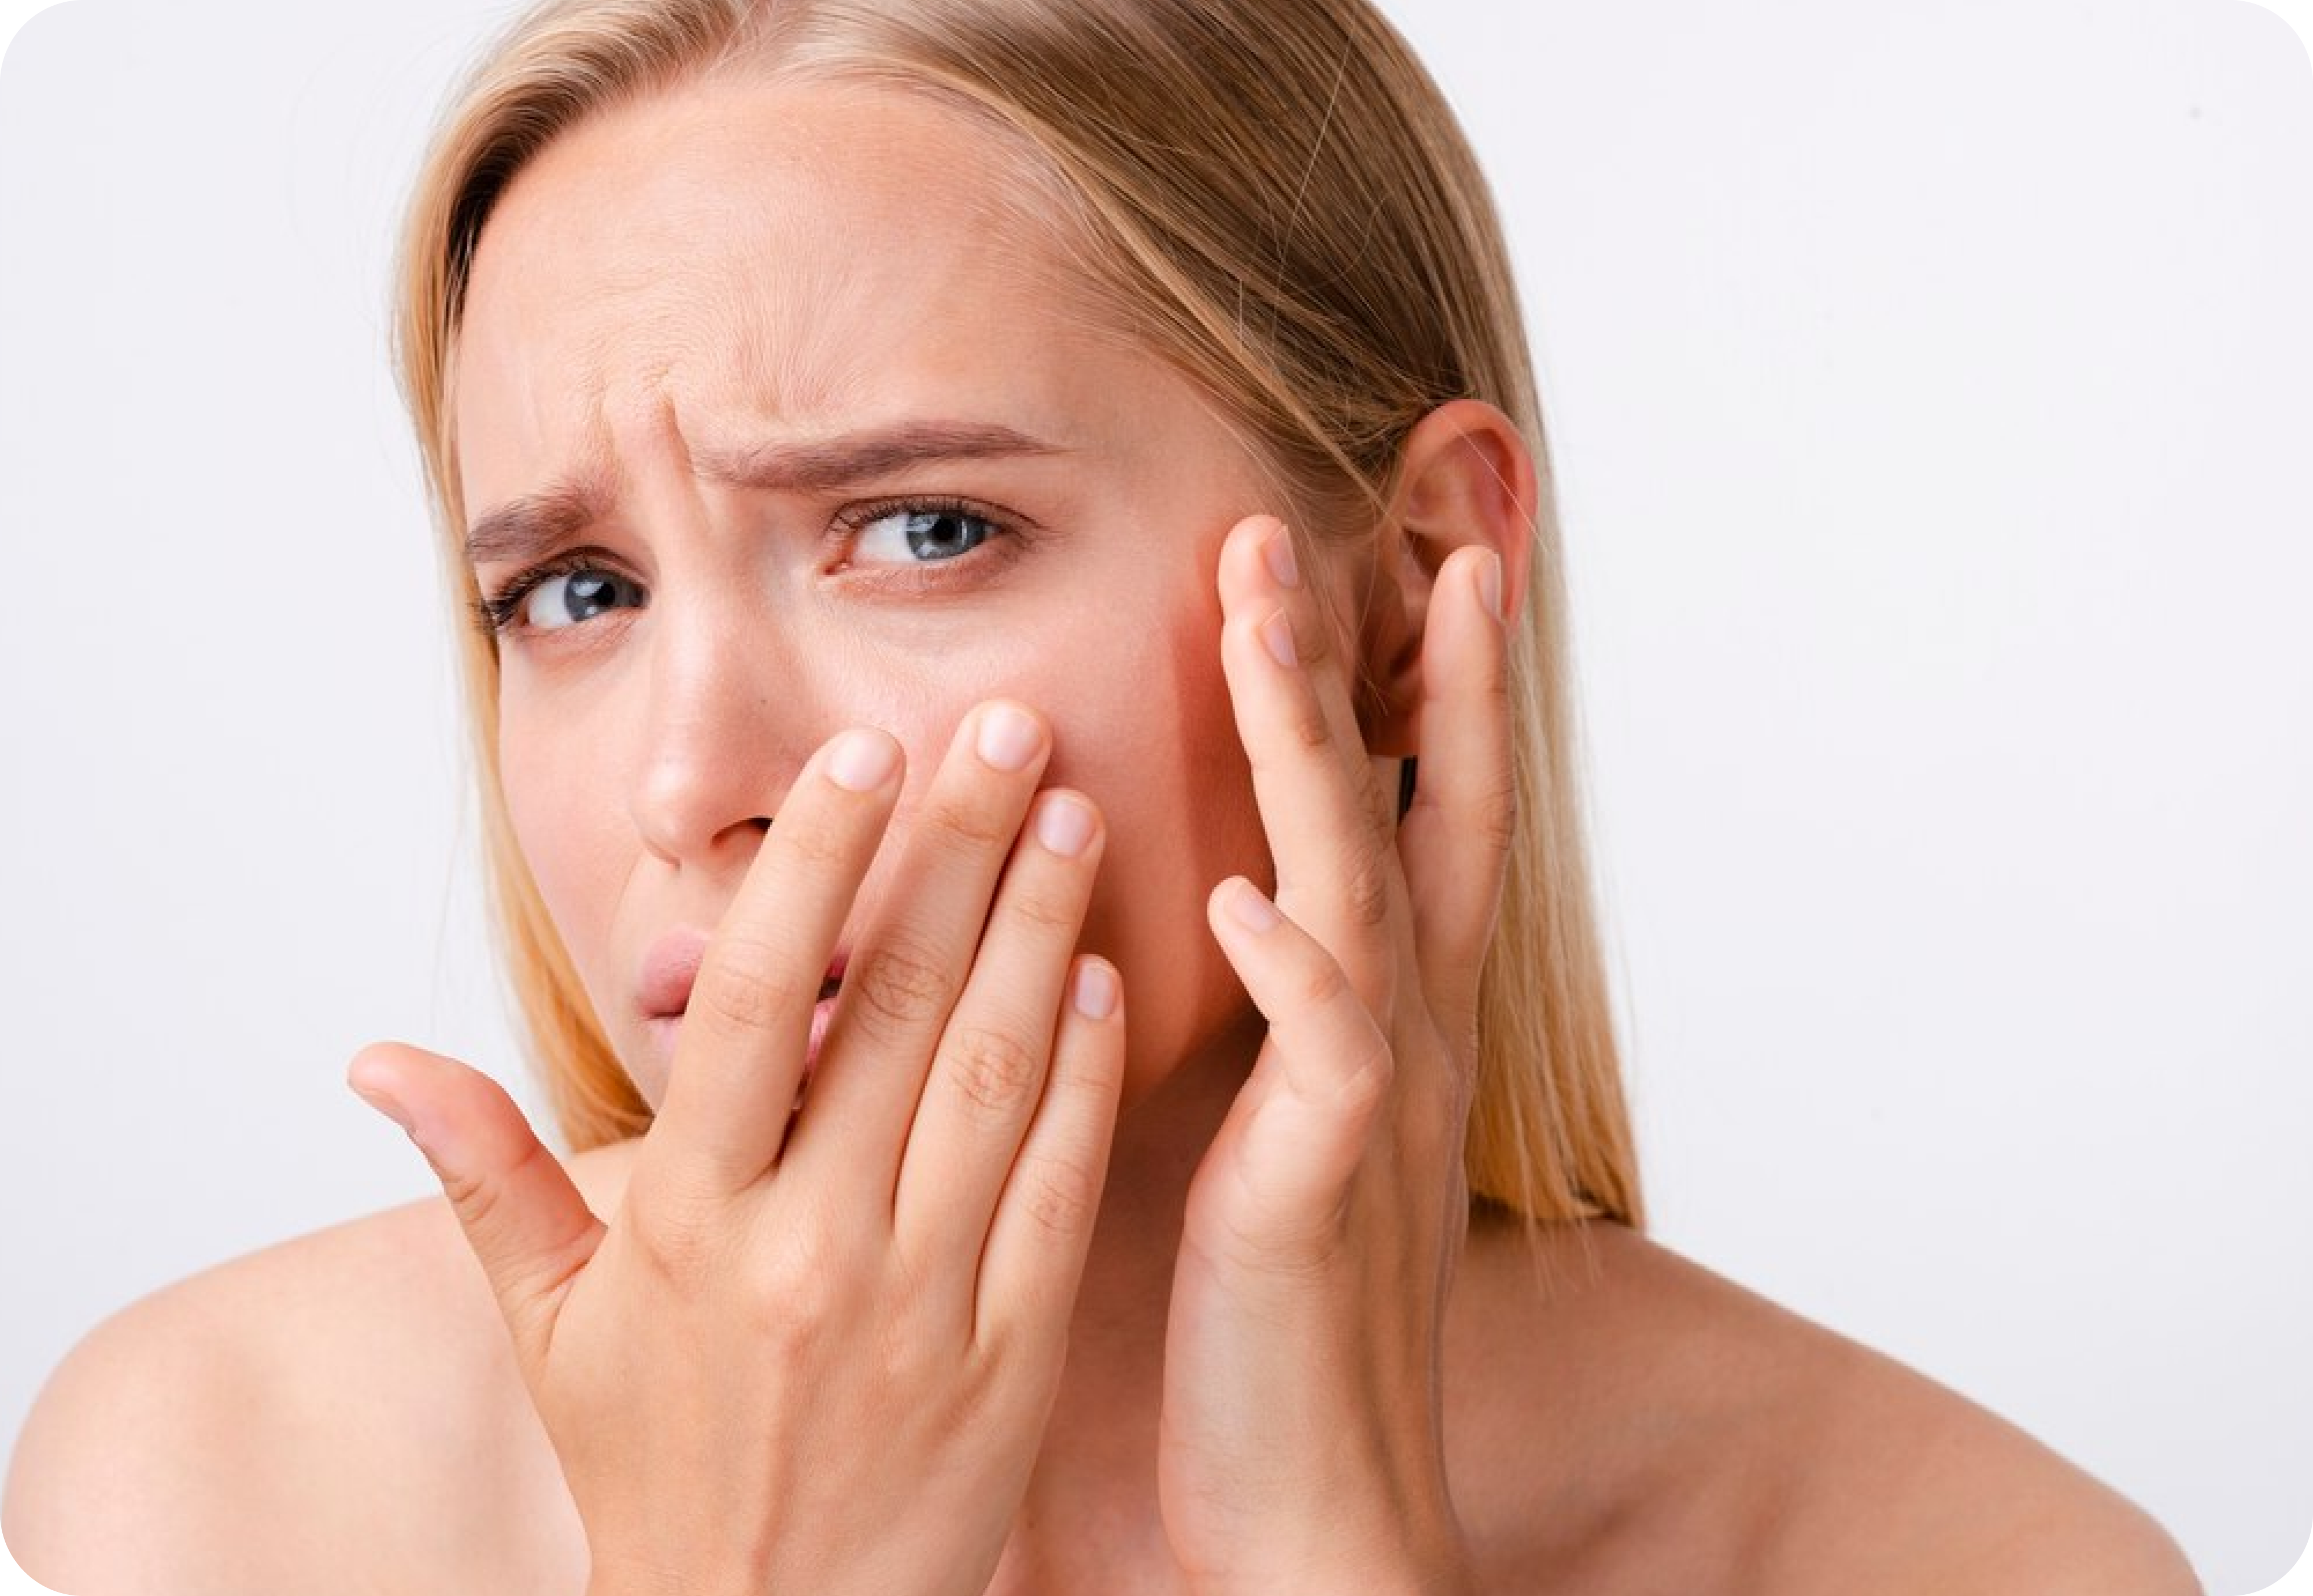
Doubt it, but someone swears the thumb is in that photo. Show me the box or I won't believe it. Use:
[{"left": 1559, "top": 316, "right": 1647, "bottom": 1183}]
[{"left": 347, "top": 1041, "right": 605, "bottom": 1376}]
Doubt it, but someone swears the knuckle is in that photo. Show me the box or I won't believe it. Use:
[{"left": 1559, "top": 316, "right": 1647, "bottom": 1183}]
[
  {"left": 1292, "top": 949, "right": 1356, "bottom": 1013},
  {"left": 696, "top": 939, "right": 812, "bottom": 1034},
  {"left": 1408, "top": 771, "right": 1518, "bottom": 863},
  {"left": 848, "top": 938, "right": 957, "bottom": 1030},
  {"left": 621, "top": 1184, "right": 730, "bottom": 1292},
  {"left": 748, "top": 1218, "right": 870, "bottom": 1349},
  {"left": 754, "top": 1217, "right": 843, "bottom": 1305},
  {"left": 943, "top": 1024, "right": 1046, "bottom": 1119},
  {"left": 439, "top": 1140, "right": 563, "bottom": 1281},
  {"left": 435, "top": 1159, "right": 493, "bottom": 1227},
  {"left": 924, "top": 794, "right": 1017, "bottom": 854},
  {"left": 1014, "top": 1151, "right": 1101, "bottom": 1238},
  {"left": 1193, "top": 1185, "right": 1347, "bottom": 1281},
  {"left": 778, "top": 809, "right": 854, "bottom": 870},
  {"left": 1004, "top": 875, "right": 1088, "bottom": 938},
  {"left": 1286, "top": 698, "right": 1333, "bottom": 755}
]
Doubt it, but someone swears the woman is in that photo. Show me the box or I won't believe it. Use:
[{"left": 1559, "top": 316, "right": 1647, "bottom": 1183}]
[{"left": 3, "top": 0, "right": 2204, "bottom": 1590}]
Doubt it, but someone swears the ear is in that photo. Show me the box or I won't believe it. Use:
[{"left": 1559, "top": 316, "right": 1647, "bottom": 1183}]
[{"left": 1355, "top": 398, "right": 1537, "bottom": 756}]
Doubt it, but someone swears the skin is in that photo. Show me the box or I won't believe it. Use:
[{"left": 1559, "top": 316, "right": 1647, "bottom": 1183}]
[{"left": 3, "top": 76, "right": 2201, "bottom": 1596}]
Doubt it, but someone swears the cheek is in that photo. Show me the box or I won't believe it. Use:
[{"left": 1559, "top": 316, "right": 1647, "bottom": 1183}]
[
  {"left": 498, "top": 696, "right": 633, "bottom": 1007},
  {"left": 490, "top": 600, "right": 1273, "bottom": 1106},
  {"left": 1041, "top": 604, "right": 1270, "bottom": 1096}
]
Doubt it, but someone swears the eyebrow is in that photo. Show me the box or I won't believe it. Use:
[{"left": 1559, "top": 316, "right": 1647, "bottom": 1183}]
[
  {"left": 464, "top": 422, "right": 1070, "bottom": 569},
  {"left": 464, "top": 481, "right": 605, "bottom": 570}
]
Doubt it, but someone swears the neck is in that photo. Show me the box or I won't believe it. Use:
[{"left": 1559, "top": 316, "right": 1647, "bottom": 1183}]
[{"left": 996, "top": 1011, "right": 1266, "bottom": 1583}]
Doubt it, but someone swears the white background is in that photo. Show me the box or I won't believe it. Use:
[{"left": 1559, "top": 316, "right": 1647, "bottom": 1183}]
[{"left": 1, "top": 1, "right": 2308, "bottom": 1591}]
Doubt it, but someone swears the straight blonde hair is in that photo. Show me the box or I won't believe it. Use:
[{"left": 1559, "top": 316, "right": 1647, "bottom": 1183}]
[{"left": 396, "top": 0, "right": 1641, "bottom": 1228}]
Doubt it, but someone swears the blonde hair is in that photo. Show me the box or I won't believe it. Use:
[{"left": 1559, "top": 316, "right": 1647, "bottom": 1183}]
[{"left": 396, "top": 0, "right": 1641, "bottom": 1227}]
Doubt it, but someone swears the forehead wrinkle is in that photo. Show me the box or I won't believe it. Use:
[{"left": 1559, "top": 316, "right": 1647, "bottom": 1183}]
[
  {"left": 717, "top": 269, "right": 864, "bottom": 431},
  {"left": 457, "top": 335, "right": 627, "bottom": 570},
  {"left": 459, "top": 76, "right": 1173, "bottom": 556}
]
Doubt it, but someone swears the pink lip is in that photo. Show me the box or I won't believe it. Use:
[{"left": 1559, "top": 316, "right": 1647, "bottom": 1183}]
[
  {"left": 637, "top": 928, "right": 710, "bottom": 1021},
  {"left": 638, "top": 929, "right": 848, "bottom": 1069}
]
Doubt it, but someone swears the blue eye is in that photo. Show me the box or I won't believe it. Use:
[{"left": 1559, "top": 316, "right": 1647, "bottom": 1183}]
[
  {"left": 513, "top": 567, "right": 645, "bottom": 632},
  {"left": 852, "top": 505, "right": 999, "bottom": 565}
]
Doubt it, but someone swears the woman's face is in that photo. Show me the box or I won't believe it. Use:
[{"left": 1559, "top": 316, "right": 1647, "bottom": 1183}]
[{"left": 453, "top": 76, "right": 1302, "bottom": 1107}]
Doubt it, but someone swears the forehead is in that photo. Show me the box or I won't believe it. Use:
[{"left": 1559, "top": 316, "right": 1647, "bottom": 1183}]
[{"left": 452, "top": 75, "right": 1119, "bottom": 468}]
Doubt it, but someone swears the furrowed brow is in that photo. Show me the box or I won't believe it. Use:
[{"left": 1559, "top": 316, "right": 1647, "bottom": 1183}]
[
  {"left": 462, "top": 423, "right": 1064, "bottom": 565},
  {"left": 694, "top": 421, "right": 1066, "bottom": 492},
  {"left": 463, "top": 482, "right": 603, "bottom": 570}
]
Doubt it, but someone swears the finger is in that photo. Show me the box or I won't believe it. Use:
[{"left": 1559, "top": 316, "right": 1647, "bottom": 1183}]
[
  {"left": 1214, "top": 515, "right": 1402, "bottom": 1005},
  {"left": 1394, "top": 547, "right": 1513, "bottom": 1029},
  {"left": 652, "top": 726, "right": 903, "bottom": 1194},
  {"left": 347, "top": 1041, "right": 604, "bottom": 1379},
  {"left": 1200, "top": 877, "right": 1392, "bottom": 1243},
  {"left": 893, "top": 788, "right": 1105, "bottom": 1288},
  {"left": 975, "top": 955, "right": 1126, "bottom": 1349},
  {"left": 788, "top": 700, "right": 1049, "bottom": 1190}
]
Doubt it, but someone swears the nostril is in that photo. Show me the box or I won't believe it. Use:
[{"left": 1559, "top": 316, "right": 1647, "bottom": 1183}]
[{"left": 748, "top": 816, "right": 772, "bottom": 833}]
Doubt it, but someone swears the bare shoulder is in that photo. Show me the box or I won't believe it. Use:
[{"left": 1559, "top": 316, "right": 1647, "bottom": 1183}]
[
  {"left": 2, "top": 1146, "right": 623, "bottom": 1595},
  {"left": 1741, "top": 1261, "right": 2203, "bottom": 1596},
  {"left": 3, "top": 1195, "right": 509, "bottom": 1594},
  {"left": 1448, "top": 1219, "right": 2201, "bottom": 1596}
]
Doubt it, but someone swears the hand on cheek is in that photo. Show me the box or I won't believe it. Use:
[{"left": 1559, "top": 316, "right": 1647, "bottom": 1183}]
[
  {"left": 1160, "top": 512, "right": 1506, "bottom": 1596},
  {"left": 349, "top": 705, "right": 1125, "bottom": 1596}
]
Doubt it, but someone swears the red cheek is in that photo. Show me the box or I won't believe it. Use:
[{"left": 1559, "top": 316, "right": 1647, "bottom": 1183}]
[{"left": 1041, "top": 599, "right": 1268, "bottom": 1099}]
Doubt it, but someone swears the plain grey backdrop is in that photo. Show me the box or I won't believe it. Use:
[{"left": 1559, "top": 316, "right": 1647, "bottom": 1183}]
[{"left": 2, "top": 1, "right": 2308, "bottom": 1590}]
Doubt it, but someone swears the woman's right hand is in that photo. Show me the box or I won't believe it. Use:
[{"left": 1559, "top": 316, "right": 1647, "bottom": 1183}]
[{"left": 346, "top": 703, "right": 1125, "bottom": 1596}]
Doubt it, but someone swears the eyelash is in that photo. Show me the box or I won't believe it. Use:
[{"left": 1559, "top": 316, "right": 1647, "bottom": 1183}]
[
  {"left": 471, "top": 497, "right": 1028, "bottom": 639},
  {"left": 830, "top": 495, "right": 1025, "bottom": 576},
  {"left": 472, "top": 548, "right": 637, "bottom": 639}
]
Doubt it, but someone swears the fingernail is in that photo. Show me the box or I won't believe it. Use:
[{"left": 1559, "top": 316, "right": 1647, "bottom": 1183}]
[
  {"left": 827, "top": 727, "right": 901, "bottom": 792},
  {"left": 976, "top": 703, "right": 1043, "bottom": 772},
  {"left": 1260, "top": 609, "right": 1299, "bottom": 670},
  {"left": 1478, "top": 549, "right": 1505, "bottom": 622},
  {"left": 1264, "top": 526, "right": 1301, "bottom": 589},
  {"left": 1071, "top": 960, "right": 1120, "bottom": 1020},
  {"left": 1226, "top": 878, "right": 1282, "bottom": 934},
  {"left": 1036, "top": 793, "right": 1096, "bottom": 858}
]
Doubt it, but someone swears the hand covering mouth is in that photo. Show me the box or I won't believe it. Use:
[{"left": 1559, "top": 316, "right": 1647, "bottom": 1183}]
[{"left": 638, "top": 932, "right": 844, "bottom": 1022}]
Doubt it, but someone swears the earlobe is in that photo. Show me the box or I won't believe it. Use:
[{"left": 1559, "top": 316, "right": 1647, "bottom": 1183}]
[{"left": 1357, "top": 400, "right": 1537, "bottom": 755}]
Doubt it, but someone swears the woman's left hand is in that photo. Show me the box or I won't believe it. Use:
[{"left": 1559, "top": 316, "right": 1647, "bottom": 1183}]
[{"left": 1159, "top": 512, "right": 1509, "bottom": 1594}]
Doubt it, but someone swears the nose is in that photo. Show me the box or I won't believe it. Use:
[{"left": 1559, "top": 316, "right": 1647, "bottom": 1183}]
[{"left": 628, "top": 596, "right": 820, "bottom": 871}]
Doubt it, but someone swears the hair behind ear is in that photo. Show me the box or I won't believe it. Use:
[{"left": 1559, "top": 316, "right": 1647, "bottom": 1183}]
[{"left": 1358, "top": 398, "right": 1642, "bottom": 1229}]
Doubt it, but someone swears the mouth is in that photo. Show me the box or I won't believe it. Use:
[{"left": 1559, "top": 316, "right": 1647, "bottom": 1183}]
[{"left": 638, "top": 930, "right": 848, "bottom": 1071}]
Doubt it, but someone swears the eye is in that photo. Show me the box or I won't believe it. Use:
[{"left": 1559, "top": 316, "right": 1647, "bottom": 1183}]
[
  {"left": 479, "top": 561, "right": 648, "bottom": 637},
  {"left": 523, "top": 568, "right": 644, "bottom": 630},
  {"left": 851, "top": 504, "right": 1000, "bottom": 566}
]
